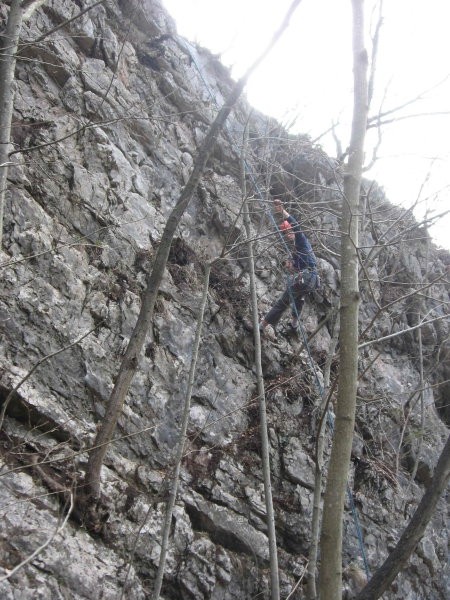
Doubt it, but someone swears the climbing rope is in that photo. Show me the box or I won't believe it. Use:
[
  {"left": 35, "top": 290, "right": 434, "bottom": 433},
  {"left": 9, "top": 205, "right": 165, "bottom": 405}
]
[{"left": 185, "top": 39, "right": 370, "bottom": 580}]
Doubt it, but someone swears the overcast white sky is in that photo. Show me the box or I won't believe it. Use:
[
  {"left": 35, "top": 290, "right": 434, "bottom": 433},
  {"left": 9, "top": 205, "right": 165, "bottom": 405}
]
[{"left": 162, "top": 0, "right": 450, "bottom": 250}]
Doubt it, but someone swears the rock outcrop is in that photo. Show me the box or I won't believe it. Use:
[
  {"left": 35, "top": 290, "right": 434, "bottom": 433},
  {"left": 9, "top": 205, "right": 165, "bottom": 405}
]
[{"left": 0, "top": 1, "right": 448, "bottom": 598}]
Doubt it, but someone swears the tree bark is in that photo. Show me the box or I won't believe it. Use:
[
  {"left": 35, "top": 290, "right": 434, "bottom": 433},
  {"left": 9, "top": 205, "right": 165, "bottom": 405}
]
[
  {"left": 356, "top": 433, "right": 450, "bottom": 600},
  {"left": 153, "top": 263, "right": 211, "bottom": 600},
  {"left": 307, "top": 310, "right": 340, "bottom": 599},
  {"left": 82, "top": 0, "right": 303, "bottom": 501},
  {"left": 0, "top": 0, "right": 24, "bottom": 249},
  {"left": 242, "top": 127, "right": 280, "bottom": 599},
  {"left": 318, "top": 1, "right": 368, "bottom": 598}
]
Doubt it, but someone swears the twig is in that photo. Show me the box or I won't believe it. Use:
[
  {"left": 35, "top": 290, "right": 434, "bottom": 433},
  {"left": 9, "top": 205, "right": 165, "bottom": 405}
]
[
  {"left": 0, "top": 491, "right": 73, "bottom": 582},
  {"left": 358, "top": 314, "right": 449, "bottom": 350},
  {"left": 286, "top": 563, "right": 308, "bottom": 599},
  {"left": 0, "top": 324, "right": 103, "bottom": 430}
]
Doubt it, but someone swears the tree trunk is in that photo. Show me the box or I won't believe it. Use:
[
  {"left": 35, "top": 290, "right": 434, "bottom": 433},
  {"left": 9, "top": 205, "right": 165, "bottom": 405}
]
[
  {"left": 356, "top": 433, "right": 450, "bottom": 600},
  {"left": 318, "top": 1, "right": 368, "bottom": 598},
  {"left": 307, "top": 310, "right": 340, "bottom": 599},
  {"left": 0, "top": 0, "right": 24, "bottom": 249},
  {"left": 82, "top": 0, "right": 303, "bottom": 502},
  {"left": 153, "top": 263, "right": 211, "bottom": 600},
  {"left": 242, "top": 127, "right": 280, "bottom": 599}
]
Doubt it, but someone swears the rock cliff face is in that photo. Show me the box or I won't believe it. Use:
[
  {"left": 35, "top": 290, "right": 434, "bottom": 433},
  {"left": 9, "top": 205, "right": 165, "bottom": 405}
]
[{"left": 0, "top": 1, "right": 448, "bottom": 599}]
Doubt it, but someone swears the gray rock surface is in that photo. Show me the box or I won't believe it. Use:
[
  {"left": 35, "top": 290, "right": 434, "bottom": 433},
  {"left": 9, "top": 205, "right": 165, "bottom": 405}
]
[{"left": 0, "top": 1, "right": 448, "bottom": 599}]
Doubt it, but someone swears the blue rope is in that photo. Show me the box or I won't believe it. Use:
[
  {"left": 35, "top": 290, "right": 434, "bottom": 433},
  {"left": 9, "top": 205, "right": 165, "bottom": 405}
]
[
  {"left": 347, "top": 486, "right": 371, "bottom": 578},
  {"left": 287, "top": 274, "right": 324, "bottom": 396},
  {"left": 185, "top": 39, "right": 370, "bottom": 581}
]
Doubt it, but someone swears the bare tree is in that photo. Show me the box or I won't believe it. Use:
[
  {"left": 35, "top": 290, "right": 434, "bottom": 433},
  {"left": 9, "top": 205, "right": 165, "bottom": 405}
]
[
  {"left": 242, "top": 126, "right": 280, "bottom": 599},
  {"left": 307, "top": 309, "right": 340, "bottom": 599},
  {"left": 152, "top": 262, "right": 211, "bottom": 600},
  {"left": 82, "top": 0, "right": 303, "bottom": 503},
  {"left": 318, "top": 1, "right": 369, "bottom": 598},
  {"left": 356, "top": 433, "right": 450, "bottom": 600},
  {"left": 0, "top": 0, "right": 24, "bottom": 249}
]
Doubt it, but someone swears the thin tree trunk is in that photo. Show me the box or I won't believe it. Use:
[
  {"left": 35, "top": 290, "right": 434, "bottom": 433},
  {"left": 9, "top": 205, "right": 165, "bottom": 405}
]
[
  {"left": 319, "top": 1, "right": 368, "bottom": 598},
  {"left": 0, "top": 0, "right": 23, "bottom": 249},
  {"left": 242, "top": 125, "right": 280, "bottom": 599},
  {"left": 82, "top": 0, "right": 303, "bottom": 502},
  {"left": 307, "top": 310, "right": 340, "bottom": 600},
  {"left": 408, "top": 231, "right": 429, "bottom": 486},
  {"left": 408, "top": 325, "right": 424, "bottom": 482},
  {"left": 153, "top": 262, "right": 211, "bottom": 600},
  {"left": 355, "top": 433, "right": 450, "bottom": 600}
]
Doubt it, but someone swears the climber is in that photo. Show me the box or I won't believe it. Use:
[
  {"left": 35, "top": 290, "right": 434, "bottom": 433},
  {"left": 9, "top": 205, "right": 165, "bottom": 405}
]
[{"left": 260, "top": 199, "right": 318, "bottom": 334}]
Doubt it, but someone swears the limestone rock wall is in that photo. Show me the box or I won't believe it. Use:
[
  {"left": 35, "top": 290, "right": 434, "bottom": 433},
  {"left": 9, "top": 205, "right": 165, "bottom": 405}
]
[{"left": 0, "top": 1, "right": 448, "bottom": 598}]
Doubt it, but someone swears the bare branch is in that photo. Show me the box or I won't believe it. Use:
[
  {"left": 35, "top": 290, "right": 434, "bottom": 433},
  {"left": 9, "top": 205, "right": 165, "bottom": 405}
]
[
  {"left": 367, "top": 74, "right": 450, "bottom": 127},
  {"left": 367, "top": 0, "right": 383, "bottom": 109},
  {"left": 31, "top": 0, "right": 107, "bottom": 45},
  {"left": 0, "top": 491, "right": 73, "bottom": 582},
  {"left": 358, "top": 314, "right": 449, "bottom": 350},
  {"left": 368, "top": 110, "right": 450, "bottom": 129},
  {"left": 0, "top": 324, "right": 103, "bottom": 430}
]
